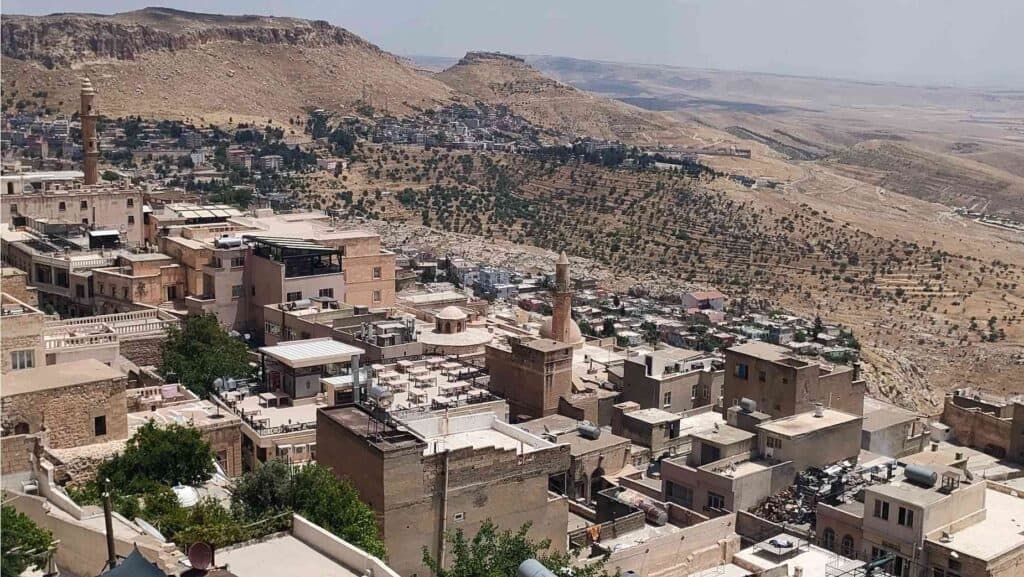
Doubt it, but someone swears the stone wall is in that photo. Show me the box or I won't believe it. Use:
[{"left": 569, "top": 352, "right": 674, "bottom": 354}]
[
  {"left": 119, "top": 334, "right": 166, "bottom": 367},
  {"left": 942, "top": 397, "right": 1012, "bottom": 457},
  {"left": 2, "top": 269, "right": 38, "bottom": 305},
  {"left": 1, "top": 434, "right": 35, "bottom": 477},
  {"left": 0, "top": 308, "right": 45, "bottom": 374},
  {"left": 1, "top": 377, "right": 128, "bottom": 449}
]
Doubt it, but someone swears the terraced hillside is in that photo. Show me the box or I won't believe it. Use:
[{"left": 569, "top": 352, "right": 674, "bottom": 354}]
[{"left": 303, "top": 144, "right": 1024, "bottom": 409}]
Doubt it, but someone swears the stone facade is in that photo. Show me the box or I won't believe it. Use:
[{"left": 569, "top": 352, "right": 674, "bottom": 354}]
[
  {"left": 1, "top": 267, "right": 38, "bottom": 305},
  {"left": 1, "top": 361, "right": 128, "bottom": 449}
]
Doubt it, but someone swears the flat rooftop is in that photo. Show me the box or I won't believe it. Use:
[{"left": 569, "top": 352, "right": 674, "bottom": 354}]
[
  {"left": 128, "top": 399, "right": 240, "bottom": 431},
  {"left": 517, "top": 415, "right": 630, "bottom": 456},
  {"left": 231, "top": 394, "right": 322, "bottom": 430},
  {"left": 728, "top": 341, "right": 791, "bottom": 362},
  {"left": 405, "top": 412, "right": 555, "bottom": 456},
  {"left": 757, "top": 408, "right": 861, "bottom": 438},
  {"left": 692, "top": 423, "right": 756, "bottom": 447},
  {"left": 862, "top": 397, "right": 919, "bottom": 432},
  {"left": 627, "top": 408, "right": 680, "bottom": 425},
  {"left": 259, "top": 338, "right": 364, "bottom": 368},
  {"left": 215, "top": 534, "right": 359, "bottom": 577},
  {"left": 319, "top": 406, "right": 422, "bottom": 451},
  {"left": 868, "top": 476, "right": 952, "bottom": 507},
  {"left": 930, "top": 488, "right": 1024, "bottom": 560},
  {"left": 732, "top": 533, "right": 863, "bottom": 575},
  {"left": 1, "top": 359, "right": 124, "bottom": 397}
]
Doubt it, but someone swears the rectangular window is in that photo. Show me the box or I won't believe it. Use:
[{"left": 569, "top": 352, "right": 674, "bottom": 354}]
[
  {"left": 897, "top": 506, "right": 914, "bottom": 527},
  {"left": 373, "top": 266, "right": 382, "bottom": 279},
  {"left": 231, "top": 256, "right": 245, "bottom": 267},
  {"left": 667, "top": 482, "right": 693, "bottom": 508},
  {"left": 10, "top": 350, "right": 35, "bottom": 370},
  {"left": 767, "top": 436, "right": 782, "bottom": 449},
  {"left": 80, "top": 200, "right": 88, "bottom": 210},
  {"left": 58, "top": 201, "right": 66, "bottom": 212},
  {"left": 286, "top": 291, "right": 302, "bottom": 302},
  {"left": 76, "top": 285, "right": 86, "bottom": 298},
  {"left": 372, "top": 290, "right": 382, "bottom": 302},
  {"left": 319, "top": 288, "right": 334, "bottom": 298},
  {"left": 98, "top": 283, "right": 105, "bottom": 295},
  {"left": 691, "top": 384, "right": 699, "bottom": 400},
  {"left": 127, "top": 215, "right": 135, "bottom": 225},
  {"left": 122, "top": 287, "right": 129, "bottom": 300},
  {"left": 94, "top": 416, "right": 107, "bottom": 436},
  {"left": 873, "top": 499, "right": 890, "bottom": 520},
  {"left": 735, "top": 363, "right": 748, "bottom": 379},
  {"left": 127, "top": 198, "right": 134, "bottom": 207},
  {"left": 759, "top": 369, "right": 767, "bottom": 382},
  {"left": 231, "top": 285, "right": 243, "bottom": 298},
  {"left": 707, "top": 492, "right": 725, "bottom": 511},
  {"left": 663, "top": 391, "right": 672, "bottom": 408}
]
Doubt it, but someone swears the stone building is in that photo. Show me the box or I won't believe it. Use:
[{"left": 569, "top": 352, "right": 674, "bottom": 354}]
[
  {"left": 92, "top": 252, "right": 187, "bottom": 312},
  {"left": 610, "top": 402, "right": 688, "bottom": 458},
  {"left": 723, "top": 341, "right": 865, "bottom": 419},
  {"left": 0, "top": 358, "right": 128, "bottom": 449},
  {"left": 417, "top": 305, "right": 492, "bottom": 356},
  {"left": 939, "top": 388, "right": 1024, "bottom": 462},
  {"left": 616, "top": 347, "right": 722, "bottom": 413},
  {"left": 1, "top": 292, "right": 47, "bottom": 373},
  {"left": 517, "top": 414, "right": 631, "bottom": 504},
  {"left": 1, "top": 266, "right": 37, "bottom": 305},
  {"left": 317, "top": 407, "right": 570, "bottom": 577},
  {"left": 486, "top": 336, "right": 574, "bottom": 420}
]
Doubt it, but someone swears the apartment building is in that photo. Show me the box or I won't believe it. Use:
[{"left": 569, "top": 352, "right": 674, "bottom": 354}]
[
  {"left": 92, "top": 252, "right": 186, "bottom": 313},
  {"left": 939, "top": 388, "right": 1024, "bottom": 463},
  {"left": 616, "top": 347, "right": 722, "bottom": 412},
  {"left": 1, "top": 173, "right": 145, "bottom": 244},
  {"left": 723, "top": 340, "right": 865, "bottom": 419}
]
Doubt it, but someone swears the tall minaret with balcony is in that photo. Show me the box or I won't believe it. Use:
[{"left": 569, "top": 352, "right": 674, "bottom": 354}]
[
  {"left": 550, "top": 251, "right": 574, "bottom": 344},
  {"left": 80, "top": 77, "right": 99, "bottom": 185}
]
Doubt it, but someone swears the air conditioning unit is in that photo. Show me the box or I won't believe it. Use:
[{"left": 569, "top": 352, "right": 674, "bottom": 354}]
[{"left": 765, "top": 447, "right": 775, "bottom": 459}]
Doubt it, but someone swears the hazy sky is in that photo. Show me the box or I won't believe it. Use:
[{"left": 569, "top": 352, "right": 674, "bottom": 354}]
[{"left": 6, "top": 0, "right": 1023, "bottom": 88}]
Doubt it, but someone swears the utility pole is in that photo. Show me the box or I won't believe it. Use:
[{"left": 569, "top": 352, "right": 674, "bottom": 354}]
[{"left": 102, "top": 478, "right": 117, "bottom": 571}]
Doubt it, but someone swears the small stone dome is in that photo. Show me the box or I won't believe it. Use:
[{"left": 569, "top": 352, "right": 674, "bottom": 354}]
[{"left": 436, "top": 306, "right": 468, "bottom": 321}]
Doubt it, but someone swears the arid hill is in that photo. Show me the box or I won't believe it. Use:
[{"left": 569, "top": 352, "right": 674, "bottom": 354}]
[
  {"left": 2, "top": 7, "right": 455, "bottom": 124},
  {"left": 436, "top": 52, "right": 710, "bottom": 146}
]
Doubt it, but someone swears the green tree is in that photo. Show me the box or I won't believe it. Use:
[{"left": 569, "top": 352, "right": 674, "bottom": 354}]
[
  {"left": 99, "top": 421, "right": 215, "bottom": 491},
  {"left": 602, "top": 318, "right": 617, "bottom": 337},
  {"left": 101, "top": 169, "right": 121, "bottom": 181},
  {"left": 230, "top": 459, "right": 293, "bottom": 520},
  {"left": 641, "top": 321, "right": 659, "bottom": 345},
  {"left": 423, "top": 520, "right": 608, "bottom": 577},
  {"left": 2, "top": 505, "right": 54, "bottom": 577},
  {"left": 160, "top": 313, "right": 254, "bottom": 396},
  {"left": 290, "top": 464, "right": 386, "bottom": 559},
  {"left": 811, "top": 315, "right": 824, "bottom": 340}
]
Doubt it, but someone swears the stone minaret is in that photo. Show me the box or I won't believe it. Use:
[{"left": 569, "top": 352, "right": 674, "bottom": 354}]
[
  {"left": 550, "top": 251, "right": 574, "bottom": 344},
  {"left": 80, "top": 77, "right": 99, "bottom": 185}
]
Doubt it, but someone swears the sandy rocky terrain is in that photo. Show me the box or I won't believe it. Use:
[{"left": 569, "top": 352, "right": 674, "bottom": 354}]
[{"left": 5, "top": 9, "right": 1023, "bottom": 412}]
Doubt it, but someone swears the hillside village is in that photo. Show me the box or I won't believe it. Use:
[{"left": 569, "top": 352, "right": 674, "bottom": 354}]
[{"left": 2, "top": 8, "right": 1024, "bottom": 577}]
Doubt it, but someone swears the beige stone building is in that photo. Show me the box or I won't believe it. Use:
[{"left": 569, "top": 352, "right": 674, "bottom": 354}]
[
  {"left": 317, "top": 407, "right": 569, "bottom": 577},
  {"left": 615, "top": 347, "right": 722, "bottom": 413},
  {"left": 92, "top": 252, "right": 187, "bottom": 312},
  {"left": 723, "top": 340, "right": 865, "bottom": 419},
  {"left": 486, "top": 336, "right": 574, "bottom": 420},
  {"left": 0, "top": 359, "right": 128, "bottom": 449}
]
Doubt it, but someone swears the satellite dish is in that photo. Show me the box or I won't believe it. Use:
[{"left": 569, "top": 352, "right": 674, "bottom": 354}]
[{"left": 188, "top": 542, "right": 214, "bottom": 570}]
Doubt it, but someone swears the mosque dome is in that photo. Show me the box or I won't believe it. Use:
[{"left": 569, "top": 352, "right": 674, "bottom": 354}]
[
  {"left": 436, "top": 306, "right": 468, "bottom": 321},
  {"left": 540, "top": 316, "right": 584, "bottom": 346}
]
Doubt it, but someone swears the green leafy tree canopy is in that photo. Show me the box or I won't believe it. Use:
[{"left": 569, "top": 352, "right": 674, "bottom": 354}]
[
  {"left": 2, "top": 505, "right": 54, "bottom": 577},
  {"left": 99, "top": 421, "right": 216, "bottom": 492},
  {"left": 160, "top": 314, "right": 254, "bottom": 397},
  {"left": 423, "top": 520, "right": 609, "bottom": 577}
]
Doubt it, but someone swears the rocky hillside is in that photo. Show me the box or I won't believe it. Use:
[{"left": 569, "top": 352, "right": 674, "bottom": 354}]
[
  {"left": 436, "top": 52, "right": 709, "bottom": 146},
  {"left": 2, "top": 8, "right": 454, "bottom": 123}
]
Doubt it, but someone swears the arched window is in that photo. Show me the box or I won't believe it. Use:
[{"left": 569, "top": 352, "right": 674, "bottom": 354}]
[
  {"left": 841, "top": 534, "right": 855, "bottom": 557},
  {"left": 822, "top": 527, "right": 836, "bottom": 551},
  {"left": 13, "top": 422, "right": 30, "bottom": 435}
]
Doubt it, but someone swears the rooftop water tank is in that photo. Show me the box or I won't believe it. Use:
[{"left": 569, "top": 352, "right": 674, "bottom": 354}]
[
  {"left": 904, "top": 464, "right": 938, "bottom": 487},
  {"left": 739, "top": 398, "right": 757, "bottom": 413},
  {"left": 517, "top": 559, "right": 556, "bottom": 577},
  {"left": 215, "top": 236, "right": 242, "bottom": 249},
  {"left": 578, "top": 421, "right": 601, "bottom": 440}
]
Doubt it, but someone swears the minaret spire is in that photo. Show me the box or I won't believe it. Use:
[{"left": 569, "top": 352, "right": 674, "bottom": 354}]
[
  {"left": 80, "top": 77, "right": 99, "bottom": 185},
  {"left": 551, "top": 251, "right": 574, "bottom": 344}
]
